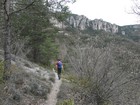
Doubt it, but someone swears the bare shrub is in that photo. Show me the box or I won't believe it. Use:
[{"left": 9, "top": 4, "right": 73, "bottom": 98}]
[
  {"left": 11, "top": 38, "right": 31, "bottom": 59},
  {"left": 0, "top": 66, "right": 52, "bottom": 105},
  {"left": 66, "top": 40, "right": 140, "bottom": 105}
]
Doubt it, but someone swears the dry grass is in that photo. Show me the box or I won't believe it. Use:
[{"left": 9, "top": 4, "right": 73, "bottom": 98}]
[{"left": 0, "top": 63, "right": 53, "bottom": 105}]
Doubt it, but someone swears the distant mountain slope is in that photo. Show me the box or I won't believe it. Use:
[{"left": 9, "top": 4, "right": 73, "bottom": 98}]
[
  {"left": 117, "top": 24, "right": 140, "bottom": 42},
  {"left": 51, "top": 13, "right": 140, "bottom": 37}
]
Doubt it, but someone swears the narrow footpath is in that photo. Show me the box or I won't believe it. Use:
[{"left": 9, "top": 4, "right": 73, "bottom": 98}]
[{"left": 45, "top": 69, "right": 62, "bottom": 105}]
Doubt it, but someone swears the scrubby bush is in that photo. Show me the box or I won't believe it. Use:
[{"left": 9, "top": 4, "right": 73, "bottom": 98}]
[
  {"left": 58, "top": 34, "right": 140, "bottom": 105},
  {"left": 59, "top": 99, "right": 74, "bottom": 105}
]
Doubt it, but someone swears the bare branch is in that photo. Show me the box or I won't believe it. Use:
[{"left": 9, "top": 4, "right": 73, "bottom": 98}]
[
  {"left": 3, "top": 0, "right": 9, "bottom": 21},
  {"left": 9, "top": 0, "right": 36, "bottom": 16}
]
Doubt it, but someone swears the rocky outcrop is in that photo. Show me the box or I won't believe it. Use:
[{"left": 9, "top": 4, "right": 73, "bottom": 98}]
[
  {"left": 50, "top": 14, "right": 139, "bottom": 35},
  {"left": 67, "top": 14, "right": 119, "bottom": 33}
]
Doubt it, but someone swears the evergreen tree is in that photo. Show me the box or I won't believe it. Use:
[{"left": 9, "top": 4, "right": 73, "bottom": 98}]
[{"left": 1, "top": 0, "right": 75, "bottom": 79}]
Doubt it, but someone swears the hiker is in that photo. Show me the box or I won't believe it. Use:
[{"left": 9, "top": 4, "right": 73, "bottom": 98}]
[{"left": 56, "top": 59, "right": 63, "bottom": 80}]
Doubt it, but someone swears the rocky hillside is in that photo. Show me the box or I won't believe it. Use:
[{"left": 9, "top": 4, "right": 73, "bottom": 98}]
[
  {"left": 0, "top": 10, "right": 139, "bottom": 104},
  {"left": 53, "top": 13, "right": 140, "bottom": 105},
  {"left": 56, "top": 27, "right": 140, "bottom": 105},
  {"left": 0, "top": 51, "right": 56, "bottom": 105}
]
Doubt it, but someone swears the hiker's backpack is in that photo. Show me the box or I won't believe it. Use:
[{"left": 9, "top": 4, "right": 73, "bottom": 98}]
[{"left": 57, "top": 61, "right": 62, "bottom": 68}]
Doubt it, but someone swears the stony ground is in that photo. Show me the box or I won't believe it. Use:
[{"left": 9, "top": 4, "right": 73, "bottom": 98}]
[
  {"left": 0, "top": 55, "right": 62, "bottom": 105},
  {"left": 45, "top": 70, "right": 62, "bottom": 105}
]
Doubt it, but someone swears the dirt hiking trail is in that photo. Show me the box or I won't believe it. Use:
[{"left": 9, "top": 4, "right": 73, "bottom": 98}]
[{"left": 45, "top": 69, "right": 62, "bottom": 105}]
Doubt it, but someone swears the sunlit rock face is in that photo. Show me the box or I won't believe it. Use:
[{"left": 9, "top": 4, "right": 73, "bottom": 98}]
[{"left": 67, "top": 14, "right": 119, "bottom": 33}]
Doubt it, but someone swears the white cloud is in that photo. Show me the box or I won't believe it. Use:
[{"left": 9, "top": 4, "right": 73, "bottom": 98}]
[{"left": 68, "top": 0, "right": 139, "bottom": 26}]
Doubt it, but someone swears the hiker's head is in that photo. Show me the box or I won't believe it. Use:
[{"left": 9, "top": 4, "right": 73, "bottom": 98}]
[{"left": 57, "top": 59, "right": 61, "bottom": 61}]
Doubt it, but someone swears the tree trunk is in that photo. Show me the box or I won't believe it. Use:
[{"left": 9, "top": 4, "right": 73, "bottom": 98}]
[
  {"left": 33, "top": 47, "right": 39, "bottom": 63},
  {"left": 3, "top": 0, "right": 11, "bottom": 80}
]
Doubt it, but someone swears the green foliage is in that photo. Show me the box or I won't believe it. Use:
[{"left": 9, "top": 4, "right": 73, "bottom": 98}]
[
  {"left": 26, "top": 32, "right": 58, "bottom": 66},
  {"left": 11, "top": 0, "right": 62, "bottom": 66},
  {"left": 118, "top": 25, "right": 140, "bottom": 42},
  {"left": 39, "top": 37, "right": 58, "bottom": 65},
  {"left": 0, "top": 61, "right": 4, "bottom": 83},
  {"left": 65, "top": 74, "right": 77, "bottom": 83},
  {"left": 65, "top": 74, "right": 90, "bottom": 89},
  {"left": 124, "top": 35, "right": 140, "bottom": 42},
  {"left": 59, "top": 99, "right": 74, "bottom": 105},
  {"left": 65, "top": 26, "right": 78, "bottom": 34},
  {"left": 81, "top": 27, "right": 104, "bottom": 36},
  {"left": 10, "top": 0, "right": 74, "bottom": 66},
  {"left": 55, "top": 6, "right": 71, "bottom": 22}
]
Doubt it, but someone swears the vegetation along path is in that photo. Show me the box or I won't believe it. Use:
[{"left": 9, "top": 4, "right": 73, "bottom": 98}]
[{"left": 45, "top": 69, "right": 62, "bottom": 105}]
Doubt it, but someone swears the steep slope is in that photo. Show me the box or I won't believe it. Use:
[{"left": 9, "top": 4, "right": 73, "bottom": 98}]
[{"left": 0, "top": 54, "right": 57, "bottom": 105}]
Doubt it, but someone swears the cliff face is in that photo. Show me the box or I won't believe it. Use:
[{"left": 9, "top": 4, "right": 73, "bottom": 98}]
[
  {"left": 50, "top": 14, "right": 139, "bottom": 35},
  {"left": 67, "top": 14, "right": 119, "bottom": 33}
]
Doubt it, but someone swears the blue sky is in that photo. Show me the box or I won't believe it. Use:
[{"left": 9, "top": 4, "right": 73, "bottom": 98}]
[{"left": 68, "top": 0, "right": 139, "bottom": 26}]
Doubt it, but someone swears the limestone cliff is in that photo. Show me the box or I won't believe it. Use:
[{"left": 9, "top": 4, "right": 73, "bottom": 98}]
[
  {"left": 50, "top": 14, "right": 139, "bottom": 35},
  {"left": 67, "top": 14, "right": 119, "bottom": 33}
]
